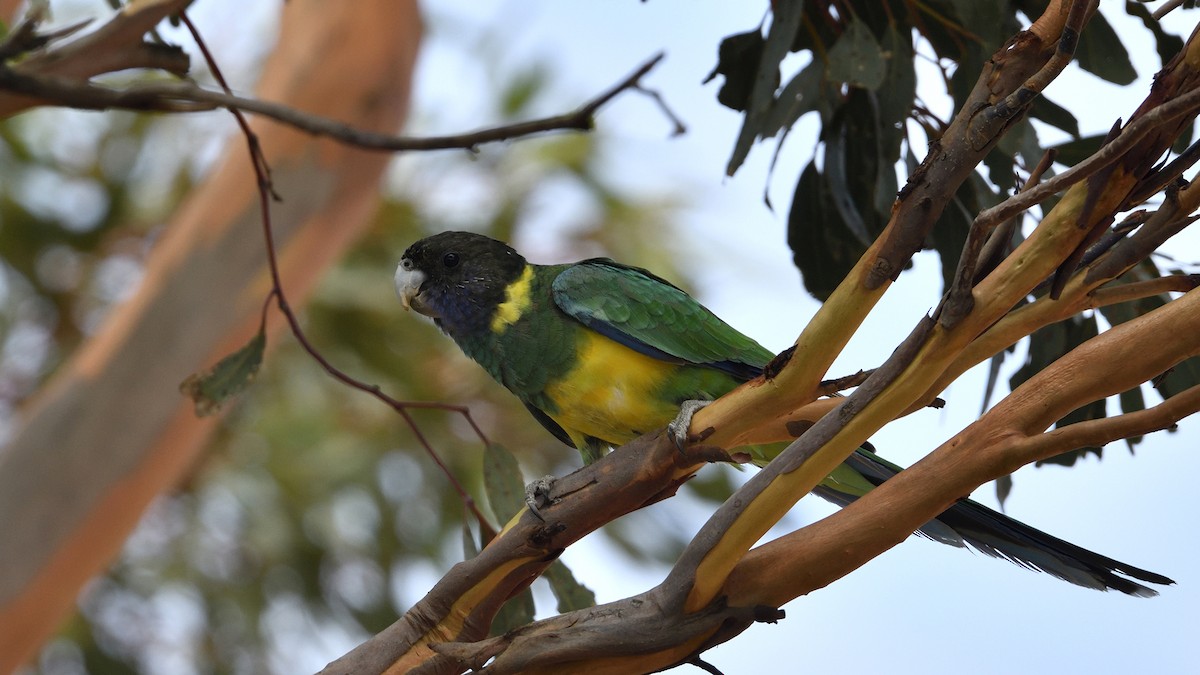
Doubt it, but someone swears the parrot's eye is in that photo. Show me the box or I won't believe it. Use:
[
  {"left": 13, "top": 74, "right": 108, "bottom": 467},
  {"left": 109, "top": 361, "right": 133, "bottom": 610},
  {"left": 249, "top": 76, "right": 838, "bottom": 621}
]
[{"left": 442, "top": 252, "right": 460, "bottom": 268}]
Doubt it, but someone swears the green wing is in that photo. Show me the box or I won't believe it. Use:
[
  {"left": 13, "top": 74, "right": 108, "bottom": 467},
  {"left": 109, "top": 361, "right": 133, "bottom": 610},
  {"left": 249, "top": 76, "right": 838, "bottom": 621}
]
[{"left": 551, "top": 259, "right": 773, "bottom": 380}]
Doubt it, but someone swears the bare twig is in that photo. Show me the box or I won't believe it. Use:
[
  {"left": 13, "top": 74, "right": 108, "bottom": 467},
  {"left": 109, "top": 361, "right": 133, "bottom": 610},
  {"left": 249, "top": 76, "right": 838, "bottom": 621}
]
[
  {"left": 975, "top": 86, "right": 1200, "bottom": 232},
  {"left": 1153, "top": 0, "right": 1187, "bottom": 21},
  {"left": 975, "top": 148, "right": 1058, "bottom": 283},
  {"left": 0, "top": 52, "right": 668, "bottom": 152},
  {"left": 178, "top": 13, "right": 499, "bottom": 532}
]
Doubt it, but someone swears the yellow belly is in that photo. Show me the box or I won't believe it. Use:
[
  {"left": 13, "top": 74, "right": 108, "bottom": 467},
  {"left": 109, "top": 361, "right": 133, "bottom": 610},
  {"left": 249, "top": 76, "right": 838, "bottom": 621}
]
[{"left": 542, "top": 330, "right": 680, "bottom": 448}]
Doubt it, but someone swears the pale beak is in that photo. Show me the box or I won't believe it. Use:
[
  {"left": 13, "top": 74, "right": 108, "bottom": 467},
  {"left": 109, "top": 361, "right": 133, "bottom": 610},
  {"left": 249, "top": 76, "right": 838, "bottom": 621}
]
[{"left": 394, "top": 259, "right": 426, "bottom": 312}]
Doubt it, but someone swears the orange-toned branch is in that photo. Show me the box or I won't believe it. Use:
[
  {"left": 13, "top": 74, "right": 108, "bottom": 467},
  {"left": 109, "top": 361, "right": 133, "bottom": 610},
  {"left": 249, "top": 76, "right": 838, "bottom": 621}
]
[{"left": 725, "top": 288, "right": 1200, "bottom": 610}]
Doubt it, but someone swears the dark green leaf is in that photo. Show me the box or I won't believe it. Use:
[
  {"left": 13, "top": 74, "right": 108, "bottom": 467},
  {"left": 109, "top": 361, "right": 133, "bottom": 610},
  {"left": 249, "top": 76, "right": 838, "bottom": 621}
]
[
  {"left": 705, "top": 30, "right": 767, "bottom": 112},
  {"left": 1172, "top": 121, "right": 1195, "bottom": 155},
  {"left": 1125, "top": 0, "right": 1185, "bottom": 68},
  {"left": 826, "top": 17, "right": 886, "bottom": 91},
  {"left": 1076, "top": 12, "right": 1137, "bottom": 85},
  {"left": 995, "top": 474, "right": 1013, "bottom": 511},
  {"left": 543, "top": 560, "right": 596, "bottom": 613},
  {"left": 179, "top": 329, "right": 265, "bottom": 417},
  {"left": 483, "top": 442, "right": 526, "bottom": 524},
  {"left": 788, "top": 161, "right": 867, "bottom": 300},
  {"left": 947, "top": 0, "right": 1009, "bottom": 50},
  {"left": 1030, "top": 96, "right": 1080, "bottom": 138},
  {"left": 1153, "top": 356, "right": 1200, "bottom": 400},
  {"left": 725, "top": 1, "right": 806, "bottom": 176},
  {"left": 932, "top": 172, "right": 995, "bottom": 293},
  {"left": 876, "top": 26, "right": 916, "bottom": 164},
  {"left": 1119, "top": 385, "right": 1146, "bottom": 450},
  {"left": 983, "top": 147, "right": 1017, "bottom": 194},
  {"left": 823, "top": 92, "right": 879, "bottom": 245},
  {"left": 1051, "top": 133, "right": 1106, "bottom": 167},
  {"left": 761, "top": 61, "right": 826, "bottom": 139},
  {"left": 490, "top": 588, "right": 536, "bottom": 636}
]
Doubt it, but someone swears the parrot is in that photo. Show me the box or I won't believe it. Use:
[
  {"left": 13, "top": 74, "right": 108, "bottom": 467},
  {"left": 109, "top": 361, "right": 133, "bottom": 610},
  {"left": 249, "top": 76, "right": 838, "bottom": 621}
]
[{"left": 394, "top": 230, "right": 1173, "bottom": 597}]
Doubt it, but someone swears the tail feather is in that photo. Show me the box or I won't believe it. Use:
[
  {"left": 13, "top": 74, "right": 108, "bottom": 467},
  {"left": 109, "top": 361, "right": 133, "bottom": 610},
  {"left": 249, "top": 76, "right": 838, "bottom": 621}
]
[{"left": 812, "top": 448, "right": 1174, "bottom": 597}]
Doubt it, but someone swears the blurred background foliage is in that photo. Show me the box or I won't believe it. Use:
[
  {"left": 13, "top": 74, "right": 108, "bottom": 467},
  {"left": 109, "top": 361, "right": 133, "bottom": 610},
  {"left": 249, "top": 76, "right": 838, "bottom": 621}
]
[
  {"left": 3, "top": 1, "right": 1199, "bottom": 673},
  {"left": 5, "top": 4, "right": 741, "bottom": 672}
]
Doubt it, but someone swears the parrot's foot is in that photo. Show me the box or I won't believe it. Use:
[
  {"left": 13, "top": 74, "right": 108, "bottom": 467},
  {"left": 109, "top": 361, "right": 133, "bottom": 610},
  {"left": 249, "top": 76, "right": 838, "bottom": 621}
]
[
  {"left": 668, "top": 399, "right": 714, "bottom": 451},
  {"left": 524, "top": 475, "right": 557, "bottom": 521}
]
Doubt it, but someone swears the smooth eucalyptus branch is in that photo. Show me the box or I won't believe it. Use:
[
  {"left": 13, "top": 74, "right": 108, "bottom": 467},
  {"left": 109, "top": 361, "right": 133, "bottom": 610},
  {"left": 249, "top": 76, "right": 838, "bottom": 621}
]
[
  {"left": 942, "top": 0, "right": 1089, "bottom": 326},
  {"left": 721, "top": 287, "right": 1200, "bottom": 612}
]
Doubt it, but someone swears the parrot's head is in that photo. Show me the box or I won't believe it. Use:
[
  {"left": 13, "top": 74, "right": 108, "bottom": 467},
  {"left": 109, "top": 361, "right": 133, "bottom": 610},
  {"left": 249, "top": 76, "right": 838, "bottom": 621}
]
[{"left": 396, "top": 231, "right": 526, "bottom": 333}]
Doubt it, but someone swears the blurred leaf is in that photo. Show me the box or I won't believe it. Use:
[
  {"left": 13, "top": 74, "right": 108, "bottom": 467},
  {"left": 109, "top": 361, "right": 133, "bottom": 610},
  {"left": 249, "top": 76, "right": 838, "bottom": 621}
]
[
  {"left": 788, "top": 160, "right": 866, "bottom": 300},
  {"left": 826, "top": 17, "right": 886, "bottom": 91},
  {"left": 463, "top": 520, "right": 480, "bottom": 558},
  {"left": 1051, "top": 133, "right": 1106, "bottom": 167},
  {"left": 1076, "top": 12, "right": 1137, "bottom": 85},
  {"left": 490, "top": 588, "right": 536, "bottom": 636},
  {"left": 761, "top": 61, "right": 826, "bottom": 139},
  {"left": 823, "top": 90, "right": 883, "bottom": 245},
  {"left": 179, "top": 328, "right": 265, "bottom": 417},
  {"left": 995, "top": 474, "right": 1013, "bottom": 510},
  {"left": 544, "top": 559, "right": 596, "bottom": 613},
  {"left": 484, "top": 442, "right": 526, "bottom": 524},
  {"left": 1155, "top": 357, "right": 1200, "bottom": 400},
  {"left": 500, "top": 66, "right": 548, "bottom": 118},
  {"left": 1030, "top": 96, "right": 1080, "bottom": 138},
  {"left": 1119, "top": 385, "right": 1146, "bottom": 450},
  {"left": 725, "top": 0, "right": 804, "bottom": 176},
  {"left": 931, "top": 172, "right": 995, "bottom": 293},
  {"left": 1124, "top": 0, "right": 1184, "bottom": 68},
  {"left": 1172, "top": 121, "right": 1195, "bottom": 155},
  {"left": 876, "top": 25, "right": 916, "bottom": 164}
]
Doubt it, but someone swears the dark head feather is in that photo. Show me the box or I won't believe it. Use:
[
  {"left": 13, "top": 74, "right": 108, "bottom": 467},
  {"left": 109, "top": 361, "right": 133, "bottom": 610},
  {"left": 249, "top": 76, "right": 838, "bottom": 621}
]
[{"left": 399, "top": 231, "right": 527, "bottom": 336}]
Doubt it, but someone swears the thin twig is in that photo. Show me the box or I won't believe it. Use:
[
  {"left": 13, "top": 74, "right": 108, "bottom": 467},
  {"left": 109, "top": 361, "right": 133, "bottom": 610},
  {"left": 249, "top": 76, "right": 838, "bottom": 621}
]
[
  {"left": 1153, "top": 0, "right": 1187, "bottom": 21},
  {"left": 974, "top": 85, "right": 1200, "bottom": 232},
  {"left": 178, "top": 13, "right": 497, "bottom": 531},
  {"left": 0, "top": 52, "right": 668, "bottom": 152}
]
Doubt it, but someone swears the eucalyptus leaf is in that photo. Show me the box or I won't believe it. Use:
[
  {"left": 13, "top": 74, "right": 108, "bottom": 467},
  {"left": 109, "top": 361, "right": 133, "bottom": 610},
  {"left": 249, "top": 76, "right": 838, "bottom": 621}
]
[
  {"left": 705, "top": 29, "right": 767, "bottom": 113},
  {"left": 725, "top": 1, "right": 804, "bottom": 176},
  {"left": 1124, "top": 0, "right": 1184, "bottom": 69},
  {"left": 544, "top": 560, "right": 596, "bottom": 613},
  {"left": 1076, "top": 12, "right": 1137, "bottom": 85},
  {"left": 825, "top": 18, "right": 886, "bottom": 91},
  {"left": 179, "top": 329, "right": 265, "bottom": 417},
  {"left": 484, "top": 442, "right": 526, "bottom": 523},
  {"left": 490, "top": 588, "right": 536, "bottom": 636}
]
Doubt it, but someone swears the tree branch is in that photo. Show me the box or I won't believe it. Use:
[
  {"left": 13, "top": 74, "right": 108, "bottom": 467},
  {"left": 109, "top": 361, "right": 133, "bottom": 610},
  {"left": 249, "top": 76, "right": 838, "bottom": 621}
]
[
  {"left": 689, "top": 0, "right": 1093, "bottom": 450},
  {"left": 723, "top": 288, "right": 1200, "bottom": 612},
  {"left": 0, "top": 51, "right": 668, "bottom": 151}
]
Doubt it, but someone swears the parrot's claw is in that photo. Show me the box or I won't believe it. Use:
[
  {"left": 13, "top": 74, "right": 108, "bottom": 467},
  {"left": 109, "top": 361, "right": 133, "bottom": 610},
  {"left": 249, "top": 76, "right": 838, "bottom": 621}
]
[
  {"left": 524, "top": 475, "right": 557, "bottom": 520},
  {"left": 668, "top": 399, "right": 714, "bottom": 452}
]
